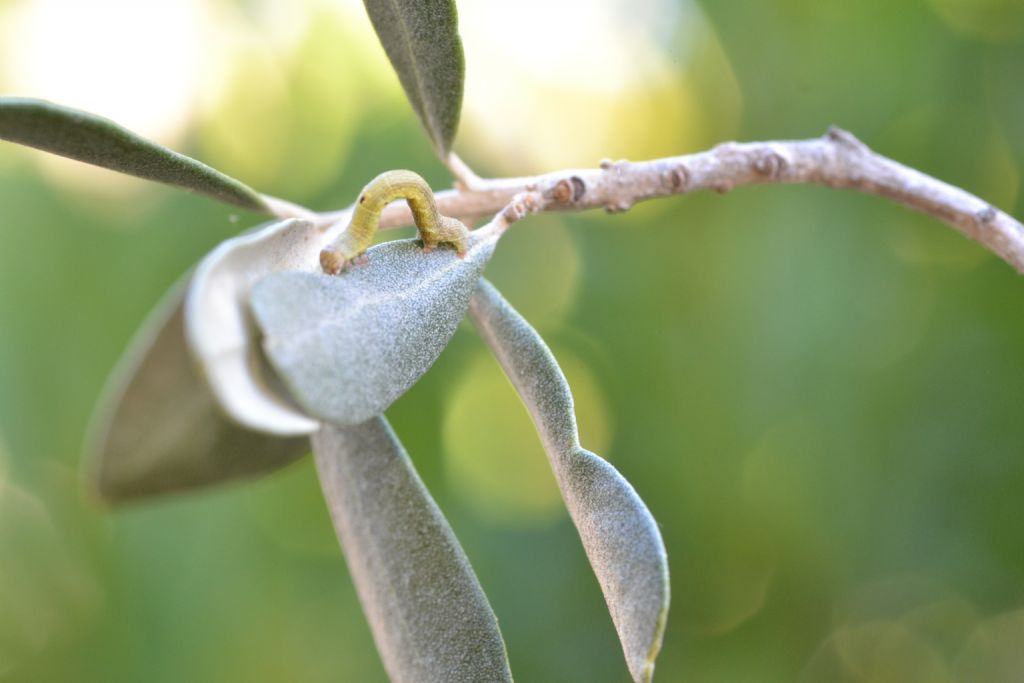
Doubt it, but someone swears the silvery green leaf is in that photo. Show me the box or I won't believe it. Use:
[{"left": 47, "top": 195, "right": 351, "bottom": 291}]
[
  {"left": 250, "top": 224, "right": 500, "bottom": 426},
  {"left": 84, "top": 280, "right": 308, "bottom": 504},
  {"left": 185, "top": 217, "right": 328, "bottom": 436},
  {"left": 312, "top": 417, "right": 512, "bottom": 683},
  {"left": 362, "top": 0, "right": 464, "bottom": 155},
  {"left": 468, "top": 279, "right": 670, "bottom": 683},
  {"left": 0, "top": 97, "right": 271, "bottom": 213}
]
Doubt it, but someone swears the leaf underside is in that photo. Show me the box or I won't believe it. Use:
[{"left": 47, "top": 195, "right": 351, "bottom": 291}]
[
  {"left": 84, "top": 280, "right": 309, "bottom": 504},
  {"left": 313, "top": 417, "right": 512, "bottom": 683},
  {"left": 362, "top": 0, "right": 465, "bottom": 155},
  {"left": 184, "top": 217, "right": 323, "bottom": 437},
  {"left": 0, "top": 97, "right": 270, "bottom": 213},
  {"left": 468, "top": 279, "right": 670, "bottom": 683},
  {"left": 250, "top": 227, "right": 498, "bottom": 426}
]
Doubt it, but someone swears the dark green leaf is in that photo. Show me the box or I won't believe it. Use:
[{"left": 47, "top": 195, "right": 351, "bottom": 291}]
[
  {"left": 469, "top": 279, "right": 670, "bottom": 683},
  {"left": 363, "top": 0, "right": 464, "bottom": 155},
  {"left": 0, "top": 97, "right": 271, "bottom": 213},
  {"left": 313, "top": 417, "right": 512, "bottom": 683},
  {"left": 84, "top": 280, "right": 308, "bottom": 504}
]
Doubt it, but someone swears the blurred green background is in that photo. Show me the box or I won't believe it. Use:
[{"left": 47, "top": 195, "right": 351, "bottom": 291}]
[{"left": 2, "top": 0, "right": 1024, "bottom": 680}]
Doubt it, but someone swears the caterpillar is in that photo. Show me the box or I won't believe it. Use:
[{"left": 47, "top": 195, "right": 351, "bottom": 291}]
[{"left": 320, "top": 170, "right": 469, "bottom": 275}]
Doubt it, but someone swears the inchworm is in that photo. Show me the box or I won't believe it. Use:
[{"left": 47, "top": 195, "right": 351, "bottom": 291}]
[{"left": 320, "top": 170, "right": 469, "bottom": 275}]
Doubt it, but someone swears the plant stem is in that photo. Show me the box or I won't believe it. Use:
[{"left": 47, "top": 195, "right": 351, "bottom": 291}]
[{"left": 316, "top": 127, "right": 1024, "bottom": 274}]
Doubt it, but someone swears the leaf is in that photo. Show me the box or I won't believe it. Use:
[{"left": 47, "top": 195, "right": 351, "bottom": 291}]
[
  {"left": 0, "top": 97, "right": 270, "bottom": 213},
  {"left": 468, "top": 279, "right": 670, "bottom": 683},
  {"left": 312, "top": 417, "right": 512, "bottom": 683},
  {"left": 184, "top": 217, "right": 326, "bottom": 436},
  {"left": 362, "top": 0, "right": 464, "bottom": 155},
  {"left": 250, "top": 223, "right": 500, "bottom": 426},
  {"left": 84, "top": 280, "right": 309, "bottom": 504}
]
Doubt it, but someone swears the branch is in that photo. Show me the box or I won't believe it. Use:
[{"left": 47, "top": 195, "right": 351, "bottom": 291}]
[{"left": 317, "top": 128, "right": 1024, "bottom": 274}]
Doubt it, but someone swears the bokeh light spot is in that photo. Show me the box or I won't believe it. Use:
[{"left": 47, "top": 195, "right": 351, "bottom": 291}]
[
  {"left": 0, "top": 474, "right": 102, "bottom": 677},
  {"left": 957, "top": 608, "right": 1024, "bottom": 682},
  {"left": 198, "top": 6, "right": 362, "bottom": 201},
  {"left": 802, "top": 621, "right": 954, "bottom": 682},
  {"left": 443, "top": 345, "right": 613, "bottom": 527},
  {"left": 3, "top": 0, "right": 206, "bottom": 195},
  {"left": 486, "top": 215, "right": 581, "bottom": 324},
  {"left": 675, "top": 504, "right": 777, "bottom": 636},
  {"left": 741, "top": 418, "right": 826, "bottom": 540},
  {"left": 457, "top": 0, "right": 737, "bottom": 170},
  {"left": 200, "top": 43, "right": 291, "bottom": 192},
  {"left": 834, "top": 575, "right": 979, "bottom": 656}
]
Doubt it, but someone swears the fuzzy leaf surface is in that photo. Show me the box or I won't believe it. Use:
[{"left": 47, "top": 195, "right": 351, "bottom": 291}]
[
  {"left": 250, "top": 225, "right": 499, "bottom": 426},
  {"left": 0, "top": 97, "right": 270, "bottom": 212},
  {"left": 362, "top": 0, "right": 464, "bottom": 154},
  {"left": 185, "top": 217, "right": 325, "bottom": 436},
  {"left": 85, "top": 281, "right": 308, "bottom": 504},
  {"left": 468, "top": 279, "right": 670, "bottom": 683},
  {"left": 313, "top": 417, "right": 512, "bottom": 683}
]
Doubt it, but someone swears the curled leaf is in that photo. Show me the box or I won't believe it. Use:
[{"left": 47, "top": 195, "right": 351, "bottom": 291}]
[
  {"left": 312, "top": 417, "right": 512, "bottom": 683},
  {"left": 363, "top": 0, "right": 464, "bottom": 154},
  {"left": 84, "top": 281, "right": 308, "bottom": 504},
  {"left": 0, "top": 97, "right": 270, "bottom": 213},
  {"left": 468, "top": 279, "right": 670, "bottom": 683},
  {"left": 185, "top": 217, "right": 326, "bottom": 436},
  {"left": 250, "top": 224, "right": 500, "bottom": 426}
]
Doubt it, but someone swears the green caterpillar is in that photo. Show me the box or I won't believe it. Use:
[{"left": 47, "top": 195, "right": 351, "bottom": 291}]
[{"left": 320, "top": 170, "right": 469, "bottom": 275}]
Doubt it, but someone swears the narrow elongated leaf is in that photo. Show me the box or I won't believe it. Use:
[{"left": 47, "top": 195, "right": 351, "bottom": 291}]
[
  {"left": 250, "top": 223, "right": 499, "bottom": 426},
  {"left": 185, "top": 217, "right": 326, "bottom": 436},
  {"left": 468, "top": 279, "right": 670, "bottom": 683},
  {"left": 312, "top": 417, "right": 512, "bottom": 683},
  {"left": 0, "top": 97, "right": 270, "bottom": 212},
  {"left": 363, "top": 0, "right": 464, "bottom": 154},
  {"left": 84, "top": 280, "right": 309, "bottom": 504}
]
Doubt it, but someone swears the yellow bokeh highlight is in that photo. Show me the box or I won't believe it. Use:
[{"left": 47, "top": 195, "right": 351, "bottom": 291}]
[
  {"left": 804, "top": 576, "right": 982, "bottom": 682},
  {"left": 457, "top": 0, "right": 739, "bottom": 172},
  {"left": 3, "top": 0, "right": 204, "bottom": 142},
  {"left": 833, "top": 574, "right": 979, "bottom": 641},
  {"left": 957, "top": 608, "right": 1024, "bottom": 682},
  {"left": 882, "top": 108, "right": 1018, "bottom": 271},
  {"left": 486, "top": 214, "right": 581, "bottom": 324},
  {"left": 676, "top": 509, "right": 777, "bottom": 636},
  {"left": 1, "top": 0, "right": 207, "bottom": 200},
  {"left": 0, "top": 473, "right": 102, "bottom": 678},
  {"left": 881, "top": 106, "right": 1018, "bottom": 212},
  {"left": 200, "top": 40, "right": 292, "bottom": 192},
  {"left": 802, "top": 621, "right": 955, "bottom": 683},
  {"left": 741, "top": 418, "right": 827, "bottom": 541},
  {"left": 198, "top": 5, "right": 366, "bottom": 201},
  {"left": 443, "top": 344, "right": 613, "bottom": 527}
]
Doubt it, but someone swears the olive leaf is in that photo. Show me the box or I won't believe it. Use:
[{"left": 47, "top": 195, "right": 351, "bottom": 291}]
[
  {"left": 362, "top": 0, "right": 464, "bottom": 155},
  {"left": 312, "top": 417, "right": 512, "bottom": 683},
  {"left": 185, "top": 217, "right": 327, "bottom": 436},
  {"left": 250, "top": 223, "right": 500, "bottom": 426},
  {"left": 0, "top": 97, "right": 271, "bottom": 213},
  {"left": 468, "top": 279, "right": 670, "bottom": 683},
  {"left": 84, "top": 280, "right": 309, "bottom": 504}
]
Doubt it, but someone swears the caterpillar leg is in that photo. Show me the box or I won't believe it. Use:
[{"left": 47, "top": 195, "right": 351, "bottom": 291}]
[{"left": 420, "top": 215, "right": 469, "bottom": 257}]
